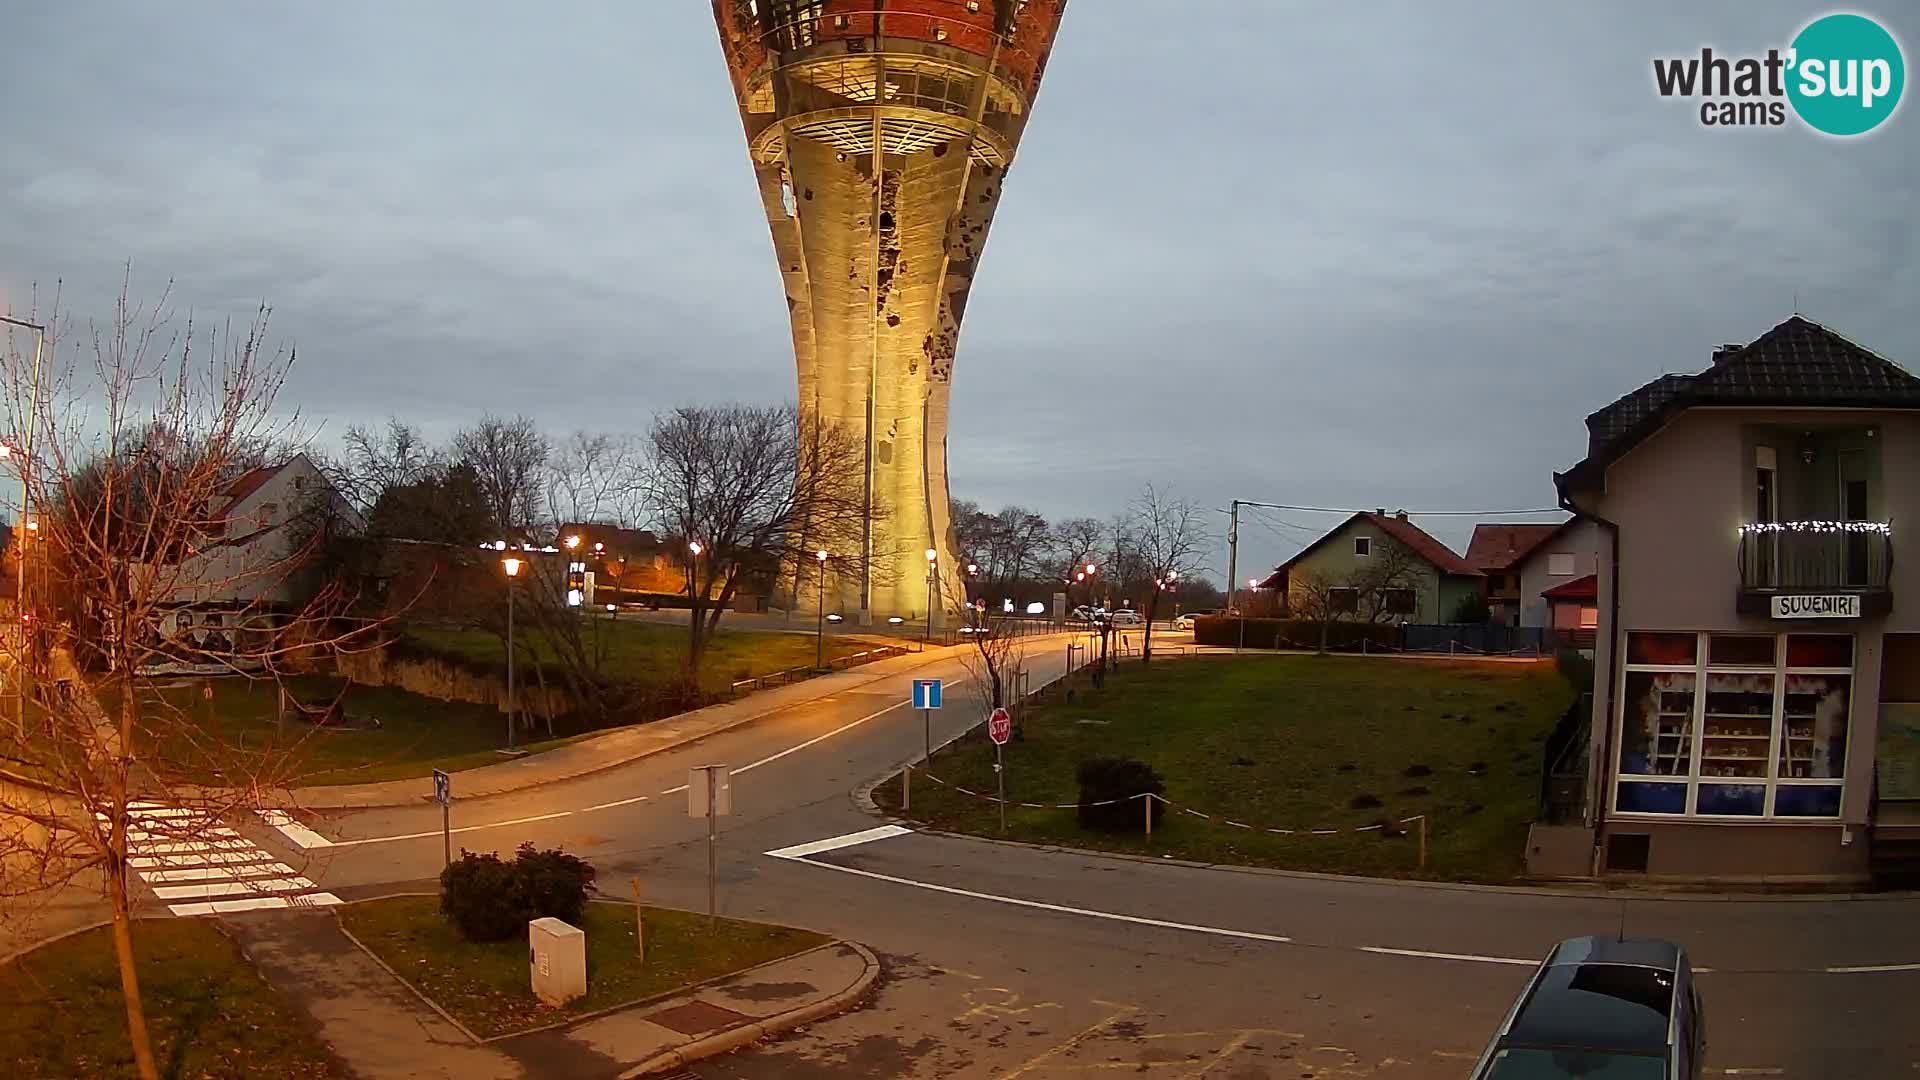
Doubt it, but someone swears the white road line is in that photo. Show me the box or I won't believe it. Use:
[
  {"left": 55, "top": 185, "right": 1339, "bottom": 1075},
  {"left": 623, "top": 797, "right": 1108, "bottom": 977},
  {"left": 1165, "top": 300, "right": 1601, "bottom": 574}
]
[
  {"left": 768, "top": 851, "right": 1292, "bottom": 944},
  {"left": 1717, "top": 1069, "right": 1785, "bottom": 1076},
  {"left": 580, "top": 795, "right": 650, "bottom": 812},
  {"left": 131, "top": 850, "right": 278, "bottom": 869},
  {"left": 765, "top": 825, "right": 912, "bottom": 859},
  {"left": 1826, "top": 962, "right": 1920, "bottom": 974},
  {"left": 130, "top": 840, "right": 258, "bottom": 856},
  {"left": 128, "top": 827, "right": 239, "bottom": 843},
  {"left": 166, "top": 892, "right": 342, "bottom": 917},
  {"left": 661, "top": 784, "right": 689, "bottom": 795},
  {"left": 150, "top": 877, "right": 315, "bottom": 900},
  {"left": 261, "top": 809, "right": 335, "bottom": 849},
  {"left": 327, "top": 810, "right": 574, "bottom": 848},
  {"left": 1357, "top": 946, "right": 1537, "bottom": 967},
  {"left": 141, "top": 863, "right": 297, "bottom": 883},
  {"left": 736, "top": 701, "right": 909, "bottom": 775}
]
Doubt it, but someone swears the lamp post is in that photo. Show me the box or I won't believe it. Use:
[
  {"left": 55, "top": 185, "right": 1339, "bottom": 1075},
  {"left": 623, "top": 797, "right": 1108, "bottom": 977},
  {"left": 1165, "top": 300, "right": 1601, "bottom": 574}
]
[
  {"left": 501, "top": 554, "right": 523, "bottom": 749},
  {"left": 814, "top": 549, "right": 829, "bottom": 669},
  {"left": 923, "top": 548, "right": 938, "bottom": 648},
  {"left": 2, "top": 316, "right": 44, "bottom": 731}
]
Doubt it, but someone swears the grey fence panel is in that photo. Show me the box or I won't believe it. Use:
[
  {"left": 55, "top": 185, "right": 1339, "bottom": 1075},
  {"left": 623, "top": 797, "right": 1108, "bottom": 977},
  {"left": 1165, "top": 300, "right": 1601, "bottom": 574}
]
[{"left": 1402, "top": 624, "right": 1550, "bottom": 655}]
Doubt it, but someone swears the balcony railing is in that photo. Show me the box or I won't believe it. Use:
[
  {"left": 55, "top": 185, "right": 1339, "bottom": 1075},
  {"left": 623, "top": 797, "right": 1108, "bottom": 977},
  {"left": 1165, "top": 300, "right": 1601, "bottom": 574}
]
[{"left": 1737, "top": 522, "right": 1892, "bottom": 594}]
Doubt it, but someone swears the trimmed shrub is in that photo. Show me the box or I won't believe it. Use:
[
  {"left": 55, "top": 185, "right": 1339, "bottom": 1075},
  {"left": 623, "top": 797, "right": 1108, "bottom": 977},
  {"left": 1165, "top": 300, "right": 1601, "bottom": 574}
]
[
  {"left": 438, "top": 843, "right": 598, "bottom": 943},
  {"left": 1190, "top": 616, "right": 1399, "bottom": 653},
  {"left": 440, "top": 850, "right": 526, "bottom": 942},
  {"left": 514, "top": 842, "right": 596, "bottom": 925},
  {"left": 1075, "top": 757, "right": 1165, "bottom": 832}
]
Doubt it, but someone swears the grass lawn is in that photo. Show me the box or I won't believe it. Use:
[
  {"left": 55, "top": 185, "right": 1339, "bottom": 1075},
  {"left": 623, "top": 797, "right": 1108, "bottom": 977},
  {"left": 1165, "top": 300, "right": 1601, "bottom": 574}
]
[
  {"left": 408, "top": 618, "right": 875, "bottom": 697},
  {"left": 339, "top": 896, "right": 830, "bottom": 1038},
  {"left": 0, "top": 919, "right": 336, "bottom": 1080},
  {"left": 96, "top": 676, "right": 593, "bottom": 788},
  {"left": 877, "top": 655, "right": 1575, "bottom": 882}
]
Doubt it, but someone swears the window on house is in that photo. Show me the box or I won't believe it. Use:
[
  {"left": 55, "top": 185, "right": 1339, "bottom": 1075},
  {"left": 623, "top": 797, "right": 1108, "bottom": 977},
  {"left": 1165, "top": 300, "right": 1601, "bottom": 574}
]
[
  {"left": 1614, "top": 631, "right": 1851, "bottom": 819},
  {"left": 1547, "top": 552, "right": 1576, "bottom": 576},
  {"left": 293, "top": 474, "right": 307, "bottom": 492},
  {"left": 1353, "top": 536, "right": 1371, "bottom": 558},
  {"left": 1578, "top": 606, "right": 1598, "bottom": 630},
  {"left": 1330, "top": 587, "right": 1359, "bottom": 614},
  {"left": 1384, "top": 588, "right": 1416, "bottom": 615}
]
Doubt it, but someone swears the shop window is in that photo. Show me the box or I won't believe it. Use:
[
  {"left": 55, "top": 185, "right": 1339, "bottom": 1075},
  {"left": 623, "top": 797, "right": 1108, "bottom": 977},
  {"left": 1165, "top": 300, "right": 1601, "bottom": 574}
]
[
  {"left": 1627, "top": 632, "right": 1696, "bottom": 666},
  {"left": 1779, "top": 674, "right": 1848, "bottom": 780},
  {"left": 1616, "top": 631, "right": 1850, "bottom": 819},
  {"left": 1786, "top": 634, "right": 1852, "bottom": 668},
  {"left": 1618, "top": 671, "right": 1694, "bottom": 777},
  {"left": 1708, "top": 634, "right": 1775, "bottom": 667}
]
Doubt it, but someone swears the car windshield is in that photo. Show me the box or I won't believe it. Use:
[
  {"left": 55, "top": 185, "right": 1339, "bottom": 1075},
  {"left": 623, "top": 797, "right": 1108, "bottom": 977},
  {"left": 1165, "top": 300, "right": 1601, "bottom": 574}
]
[{"left": 1485, "top": 1048, "right": 1666, "bottom": 1079}]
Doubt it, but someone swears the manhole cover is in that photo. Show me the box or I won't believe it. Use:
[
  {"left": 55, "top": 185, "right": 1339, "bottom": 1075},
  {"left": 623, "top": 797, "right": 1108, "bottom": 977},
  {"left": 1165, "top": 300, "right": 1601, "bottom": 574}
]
[{"left": 646, "top": 999, "right": 753, "bottom": 1035}]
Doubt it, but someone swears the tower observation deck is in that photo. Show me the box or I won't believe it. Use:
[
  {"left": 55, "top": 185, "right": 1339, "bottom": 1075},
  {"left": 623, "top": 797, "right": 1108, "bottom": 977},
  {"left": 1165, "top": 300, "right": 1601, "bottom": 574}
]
[{"left": 712, "top": 1, "right": 1070, "bottom": 622}]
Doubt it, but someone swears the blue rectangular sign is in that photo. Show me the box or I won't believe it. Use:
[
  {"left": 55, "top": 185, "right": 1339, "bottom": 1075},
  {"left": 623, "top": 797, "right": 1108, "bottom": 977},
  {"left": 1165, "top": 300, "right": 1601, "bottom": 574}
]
[{"left": 912, "top": 678, "right": 943, "bottom": 710}]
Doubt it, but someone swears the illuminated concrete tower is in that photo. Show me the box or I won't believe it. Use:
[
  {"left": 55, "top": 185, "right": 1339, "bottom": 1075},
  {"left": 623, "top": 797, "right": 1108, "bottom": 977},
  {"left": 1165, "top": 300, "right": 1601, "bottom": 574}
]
[{"left": 712, "top": 0, "right": 1069, "bottom": 622}]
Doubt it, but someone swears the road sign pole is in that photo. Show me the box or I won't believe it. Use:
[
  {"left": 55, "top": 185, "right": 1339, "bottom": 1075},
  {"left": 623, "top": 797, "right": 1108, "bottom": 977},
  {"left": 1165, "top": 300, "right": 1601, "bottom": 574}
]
[
  {"left": 631, "top": 877, "right": 645, "bottom": 963},
  {"left": 442, "top": 801, "right": 451, "bottom": 867},
  {"left": 901, "top": 763, "right": 910, "bottom": 812},
  {"left": 1143, "top": 793, "right": 1152, "bottom": 843},
  {"left": 923, "top": 707, "right": 931, "bottom": 763},
  {"left": 706, "top": 777, "right": 717, "bottom": 929},
  {"left": 995, "top": 742, "right": 1006, "bottom": 833}
]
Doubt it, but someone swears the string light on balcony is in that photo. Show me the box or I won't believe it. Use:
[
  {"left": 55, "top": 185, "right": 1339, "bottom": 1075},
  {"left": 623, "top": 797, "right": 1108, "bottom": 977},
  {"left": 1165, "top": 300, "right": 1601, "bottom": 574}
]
[{"left": 1739, "top": 520, "right": 1892, "bottom": 535}]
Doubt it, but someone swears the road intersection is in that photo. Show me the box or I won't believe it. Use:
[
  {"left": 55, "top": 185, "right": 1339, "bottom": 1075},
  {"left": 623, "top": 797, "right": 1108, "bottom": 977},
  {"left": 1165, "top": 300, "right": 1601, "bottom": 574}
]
[{"left": 179, "top": 642, "right": 1919, "bottom": 1076}]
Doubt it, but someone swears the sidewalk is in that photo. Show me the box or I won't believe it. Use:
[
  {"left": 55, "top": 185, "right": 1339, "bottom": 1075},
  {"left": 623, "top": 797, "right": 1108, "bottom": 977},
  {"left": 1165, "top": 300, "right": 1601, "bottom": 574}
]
[
  {"left": 226, "top": 907, "right": 878, "bottom": 1080},
  {"left": 287, "top": 639, "right": 1012, "bottom": 810}
]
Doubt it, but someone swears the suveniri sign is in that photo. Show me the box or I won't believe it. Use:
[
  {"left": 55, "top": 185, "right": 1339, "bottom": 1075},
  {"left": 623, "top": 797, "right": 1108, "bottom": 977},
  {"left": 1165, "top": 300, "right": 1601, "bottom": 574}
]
[{"left": 1772, "top": 594, "right": 1861, "bottom": 619}]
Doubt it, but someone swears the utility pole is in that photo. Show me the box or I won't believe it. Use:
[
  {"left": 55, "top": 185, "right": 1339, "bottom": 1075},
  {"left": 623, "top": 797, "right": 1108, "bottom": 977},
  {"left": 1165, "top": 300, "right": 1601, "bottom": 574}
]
[
  {"left": 1224, "top": 500, "right": 1241, "bottom": 654},
  {"left": 2, "top": 316, "right": 45, "bottom": 733}
]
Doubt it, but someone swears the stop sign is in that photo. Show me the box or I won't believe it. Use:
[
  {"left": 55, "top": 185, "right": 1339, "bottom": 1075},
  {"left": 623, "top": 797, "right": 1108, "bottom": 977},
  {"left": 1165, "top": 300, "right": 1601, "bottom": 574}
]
[{"left": 988, "top": 707, "right": 1012, "bottom": 745}]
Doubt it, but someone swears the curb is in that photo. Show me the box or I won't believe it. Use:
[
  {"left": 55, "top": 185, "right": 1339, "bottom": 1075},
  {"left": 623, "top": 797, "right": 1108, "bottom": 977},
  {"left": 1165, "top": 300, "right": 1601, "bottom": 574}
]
[{"left": 615, "top": 941, "right": 881, "bottom": 1079}]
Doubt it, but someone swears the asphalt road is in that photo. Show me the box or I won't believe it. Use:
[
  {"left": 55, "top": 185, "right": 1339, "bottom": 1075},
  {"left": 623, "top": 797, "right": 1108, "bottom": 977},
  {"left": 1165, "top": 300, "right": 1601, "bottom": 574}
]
[{"left": 213, "top": 640, "right": 1917, "bottom": 1078}]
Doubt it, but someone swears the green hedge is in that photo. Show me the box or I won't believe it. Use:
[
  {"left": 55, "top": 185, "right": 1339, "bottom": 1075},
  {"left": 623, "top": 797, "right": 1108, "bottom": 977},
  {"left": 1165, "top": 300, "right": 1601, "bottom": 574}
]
[{"left": 1191, "top": 616, "right": 1401, "bottom": 652}]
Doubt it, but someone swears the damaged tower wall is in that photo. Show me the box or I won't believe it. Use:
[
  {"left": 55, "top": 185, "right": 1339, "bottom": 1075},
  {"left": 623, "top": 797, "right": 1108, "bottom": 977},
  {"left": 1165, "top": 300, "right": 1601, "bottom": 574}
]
[{"left": 713, "top": 0, "right": 1069, "bottom": 620}]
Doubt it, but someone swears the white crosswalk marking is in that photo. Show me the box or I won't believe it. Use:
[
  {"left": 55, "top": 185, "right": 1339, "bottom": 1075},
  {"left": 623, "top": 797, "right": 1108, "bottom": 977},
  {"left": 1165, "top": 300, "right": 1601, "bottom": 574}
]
[{"left": 104, "top": 804, "right": 341, "bottom": 916}]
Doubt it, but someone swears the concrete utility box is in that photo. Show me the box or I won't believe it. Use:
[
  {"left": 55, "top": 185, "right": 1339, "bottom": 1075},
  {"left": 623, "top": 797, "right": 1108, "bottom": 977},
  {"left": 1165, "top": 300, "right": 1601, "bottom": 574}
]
[{"left": 528, "top": 917, "right": 586, "bottom": 1006}]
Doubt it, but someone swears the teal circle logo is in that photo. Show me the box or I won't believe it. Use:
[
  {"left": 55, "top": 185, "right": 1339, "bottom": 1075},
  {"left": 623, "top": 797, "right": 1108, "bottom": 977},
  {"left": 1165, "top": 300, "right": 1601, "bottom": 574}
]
[{"left": 1787, "top": 13, "right": 1905, "bottom": 136}]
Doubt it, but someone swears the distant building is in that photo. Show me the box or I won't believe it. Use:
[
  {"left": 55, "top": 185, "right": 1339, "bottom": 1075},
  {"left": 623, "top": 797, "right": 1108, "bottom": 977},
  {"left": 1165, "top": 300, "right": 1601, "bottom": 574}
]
[
  {"left": 1259, "top": 511, "right": 1483, "bottom": 625},
  {"left": 1466, "top": 520, "right": 1603, "bottom": 632}
]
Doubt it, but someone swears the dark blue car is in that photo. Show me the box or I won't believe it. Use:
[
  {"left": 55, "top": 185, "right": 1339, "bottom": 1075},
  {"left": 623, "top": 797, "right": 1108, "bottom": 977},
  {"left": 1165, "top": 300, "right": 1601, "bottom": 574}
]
[{"left": 1469, "top": 937, "right": 1704, "bottom": 1079}]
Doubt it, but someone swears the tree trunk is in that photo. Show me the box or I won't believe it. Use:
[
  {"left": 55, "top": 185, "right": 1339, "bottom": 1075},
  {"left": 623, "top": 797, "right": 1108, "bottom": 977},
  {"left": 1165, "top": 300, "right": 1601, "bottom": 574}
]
[
  {"left": 1141, "top": 595, "right": 1157, "bottom": 665},
  {"left": 108, "top": 858, "right": 160, "bottom": 1080}
]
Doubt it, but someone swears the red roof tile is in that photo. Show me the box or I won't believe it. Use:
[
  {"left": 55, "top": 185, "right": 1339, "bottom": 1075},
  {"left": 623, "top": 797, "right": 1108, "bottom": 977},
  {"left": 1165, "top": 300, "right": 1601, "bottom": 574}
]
[
  {"left": 221, "top": 464, "right": 284, "bottom": 505},
  {"left": 1465, "top": 523, "right": 1566, "bottom": 572},
  {"left": 1267, "top": 511, "right": 1480, "bottom": 583},
  {"left": 1542, "top": 574, "right": 1597, "bottom": 602}
]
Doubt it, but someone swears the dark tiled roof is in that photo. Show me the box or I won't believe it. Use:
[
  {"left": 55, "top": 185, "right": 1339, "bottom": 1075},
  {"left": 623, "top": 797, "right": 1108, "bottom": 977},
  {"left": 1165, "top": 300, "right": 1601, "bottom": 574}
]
[
  {"left": 1465, "top": 523, "right": 1566, "bottom": 572},
  {"left": 221, "top": 464, "right": 284, "bottom": 505},
  {"left": 1560, "top": 317, "right": 1920, "bottom": 492}
]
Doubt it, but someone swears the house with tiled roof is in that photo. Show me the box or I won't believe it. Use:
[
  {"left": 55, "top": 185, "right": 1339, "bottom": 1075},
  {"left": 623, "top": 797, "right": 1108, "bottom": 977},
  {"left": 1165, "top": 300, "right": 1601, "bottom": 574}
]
[
  {"left": 1257, "top": 510, "right": 1483, "bottom": 625},
  {"left": 1546, "top": 315, "right": 1920, "bottom": 885},
  {"left": 1466, "top": 520, "right": 1603, "bottom": 632}
]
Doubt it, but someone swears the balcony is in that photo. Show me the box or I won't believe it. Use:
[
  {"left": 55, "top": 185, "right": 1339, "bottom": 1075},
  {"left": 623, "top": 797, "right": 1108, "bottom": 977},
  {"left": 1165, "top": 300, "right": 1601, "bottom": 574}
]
[{"left": 1737, "top": 522, "right": 1892, "bottom": 617}]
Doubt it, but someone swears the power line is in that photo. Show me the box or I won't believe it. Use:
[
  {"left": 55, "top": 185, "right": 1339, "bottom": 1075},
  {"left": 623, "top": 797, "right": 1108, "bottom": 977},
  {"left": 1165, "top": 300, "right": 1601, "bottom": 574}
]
[{"left": 1234, "top": 499, "right": 1564, "bottom": 518}]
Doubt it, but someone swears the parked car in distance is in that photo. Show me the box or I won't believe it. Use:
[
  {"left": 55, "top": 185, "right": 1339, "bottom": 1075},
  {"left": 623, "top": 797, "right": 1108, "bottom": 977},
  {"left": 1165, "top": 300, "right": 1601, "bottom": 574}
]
[
  {"left": 1470, "top": 936, "right": 1702, "bottom": 1079},
  {"left": 1107, "top": 609, "right": 1143, "bottom": 627},
  {"left": 1173, "top": 612, "right": 1200, "bottom": 631}
]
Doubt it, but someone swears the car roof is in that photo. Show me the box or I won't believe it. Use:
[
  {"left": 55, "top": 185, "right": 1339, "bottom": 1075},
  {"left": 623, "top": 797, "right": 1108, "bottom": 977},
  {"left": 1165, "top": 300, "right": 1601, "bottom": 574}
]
[{"left": 1501, "top": 938, "right": 1682, "bottom": 1057}]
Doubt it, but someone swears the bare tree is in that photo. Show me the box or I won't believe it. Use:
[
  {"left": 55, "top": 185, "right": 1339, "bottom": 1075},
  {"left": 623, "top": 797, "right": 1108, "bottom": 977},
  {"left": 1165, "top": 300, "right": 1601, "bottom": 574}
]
[
  {"left": 546, "top": 430, "right": 643, "bottom": 529},
  {"left": 1051, "top": 516, "right": 1105, "bottom": 612},
  {"left": 1349, "top": 541, "right": 1427, "bottom": 624},
  {"left": 1288, "top": 569, "right": 1349, "bottom": 653},
  {"left": 1118, "top": 485, "right": 1209, "bottom": 664},
  {"left": 641, "top": 405, "right": 867, "bottom": 689},
  {"left": 336, "top": 417, "right": 441, "bottom": 515},
  {"left": 453, "top": 414, "right": 549, "bottom": 538},
  {"left": 0, "top": 279, "right": 372, "bottom": 1080}
]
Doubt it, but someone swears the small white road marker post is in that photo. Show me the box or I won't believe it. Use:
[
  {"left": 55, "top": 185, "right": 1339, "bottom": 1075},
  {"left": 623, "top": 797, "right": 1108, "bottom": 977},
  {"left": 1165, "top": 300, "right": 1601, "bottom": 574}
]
[{"left": 432, "top": 768, "right": 452, "bottom": 867}]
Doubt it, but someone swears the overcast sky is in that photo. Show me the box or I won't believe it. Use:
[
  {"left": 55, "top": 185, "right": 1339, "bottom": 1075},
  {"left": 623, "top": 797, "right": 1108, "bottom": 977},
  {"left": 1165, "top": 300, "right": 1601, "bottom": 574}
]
[{"left": 2, "top": 3, "right": 1914, "bottom": 581}]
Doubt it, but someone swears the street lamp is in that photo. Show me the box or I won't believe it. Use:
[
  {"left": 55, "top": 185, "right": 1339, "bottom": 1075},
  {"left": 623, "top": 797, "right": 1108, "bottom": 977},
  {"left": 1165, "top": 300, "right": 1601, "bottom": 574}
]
[
  {"left": 502, "top": 555, "right": 523, "bottom": 749},
  {"left": 814, "top": 549, "right": 829, "bottom": 669},
  {"left": 686, "top": 540, "right": 704, "bottom": 605},
  {"left": 923, "top": 547, "right": 938, "bottom": 648},
  {"left": 564, "top": 534, "right": 581, "bottom": 550}
]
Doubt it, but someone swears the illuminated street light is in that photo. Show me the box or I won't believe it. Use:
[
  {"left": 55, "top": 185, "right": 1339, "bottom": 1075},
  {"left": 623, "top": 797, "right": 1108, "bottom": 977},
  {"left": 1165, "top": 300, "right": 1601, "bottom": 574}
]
[
  {"left": 564, "top": 535, "right": 581, "bottom": 550},
  {"left": 689, "top": 540, "right": 705, "bottom": 557},
  {"left": 502, "top": 555, "right": 523, "bottom": 750},
  {"left": 813, "top": 549, "right": 831, "bottom": 669},
  {"left": 923, "top": 548, "right": 938, "bottom": 648}
]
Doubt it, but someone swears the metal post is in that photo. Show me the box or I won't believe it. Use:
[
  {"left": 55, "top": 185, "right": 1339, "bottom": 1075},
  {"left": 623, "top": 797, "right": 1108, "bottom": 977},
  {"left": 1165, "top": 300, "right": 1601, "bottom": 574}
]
[
  {"left": 1417, "top": 816, "right": 1428, "bottom": 870},
  {"left": 1143, "top": 793, "right": 1152, "bottom": 842},
  {"left": 706, "top": 776, "right": 717, "bottom": 928},
  {"left": 1225, "top": 500, "right": 1240, "bottom": 654},
  {"left": 902, "top": 763, "right": 910, "bottom": 812},
  {"left": 442, "top": 801, "right": 451, "bottom": 868},
  {"left": 631, "top": 877, "right": 645, "bottom": 962},
  {"left": 816, "top": 558, "right": 826, "bottom": 669},
  {"left": 506, "top": 570, "right": 517, "bottom": 750},
  {"left": 923, "top": 561, "right": 934, "bottom": 650},
  {"left": 923, "top": 707, "right": 931, "bottom": 763},
  {"left": 995, "top": 742, "right": 1006, "bottom": 833}
]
